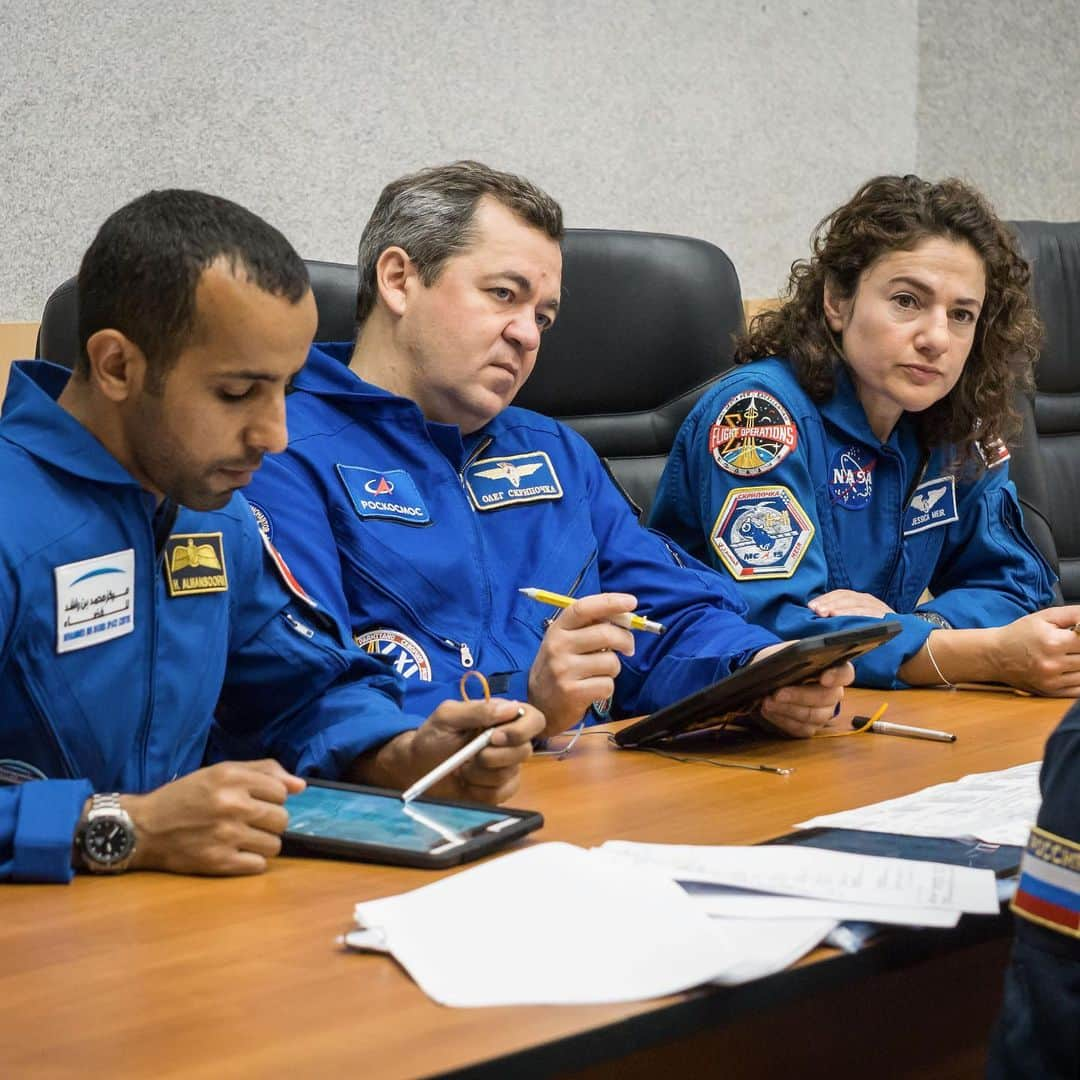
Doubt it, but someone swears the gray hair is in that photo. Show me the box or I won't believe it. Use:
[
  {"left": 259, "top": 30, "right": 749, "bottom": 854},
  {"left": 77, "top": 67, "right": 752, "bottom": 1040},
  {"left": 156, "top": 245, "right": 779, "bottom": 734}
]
[{"left": 355, "top": 161, "right": 564, "bottom": 329}]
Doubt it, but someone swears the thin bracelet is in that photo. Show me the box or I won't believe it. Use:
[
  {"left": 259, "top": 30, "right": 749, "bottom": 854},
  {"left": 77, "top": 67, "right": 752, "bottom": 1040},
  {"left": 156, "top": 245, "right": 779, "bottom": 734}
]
[{"left": 924, "top": 633, "right": 956, "bottom": 689}]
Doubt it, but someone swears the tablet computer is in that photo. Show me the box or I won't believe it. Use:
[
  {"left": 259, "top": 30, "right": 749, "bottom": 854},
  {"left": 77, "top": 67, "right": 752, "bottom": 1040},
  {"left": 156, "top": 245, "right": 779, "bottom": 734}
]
[
  {"left": 614, "top": 621, "right": 902, "bottom": 748},
  {"left": 281, "top": 780, "right": 543, "bottom": 869}
]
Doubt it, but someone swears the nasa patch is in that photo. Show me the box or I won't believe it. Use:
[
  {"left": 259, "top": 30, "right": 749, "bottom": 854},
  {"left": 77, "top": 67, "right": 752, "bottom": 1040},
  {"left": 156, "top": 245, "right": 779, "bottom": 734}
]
[
  {"left": 464, "top": 451, "right": 563, "bottom": 511},
  {"left": 248, "top": 500, "right": 273, "bottom": 541},
  {"left": 903, "top": 475, "right": 959, "bottom": 536},
  {"left": 354, "top": 628, "right": 433, "bottom": 681},
  {"left": 337, "top": 466, "right": 431, "bottom": 525},
  {"left": 710, "top": 485, "right": 815, "bottom": 579},
  {"left": 708, "top": 390, "right": 798, "bottom": 477},
  {"left": 828, "top": 445, "right": 876, "bottom": 509}
]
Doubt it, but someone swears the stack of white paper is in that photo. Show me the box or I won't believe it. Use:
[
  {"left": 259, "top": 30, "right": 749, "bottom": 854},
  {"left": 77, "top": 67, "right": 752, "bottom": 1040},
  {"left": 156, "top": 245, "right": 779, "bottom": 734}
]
[
  {"left": 344, "top": 842, "right": 834, "bottom": 1006},
  {"left": 794, "top": 761, "right": 1041, "bottom": 845},
  {"left": 598, "top": 840, "right": 1000, "bottom": 930}
]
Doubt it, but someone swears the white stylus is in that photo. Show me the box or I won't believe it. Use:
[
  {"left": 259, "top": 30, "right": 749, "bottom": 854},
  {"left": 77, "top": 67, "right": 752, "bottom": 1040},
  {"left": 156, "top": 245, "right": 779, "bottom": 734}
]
[{"left": 401, "top": 729, "right": 496, "bottom": 803}]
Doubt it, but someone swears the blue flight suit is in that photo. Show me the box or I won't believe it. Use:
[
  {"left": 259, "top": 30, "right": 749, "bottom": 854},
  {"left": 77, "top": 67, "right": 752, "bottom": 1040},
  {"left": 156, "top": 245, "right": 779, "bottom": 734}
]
[
  {"left": 988, "top": 701, "right": 1080, "bottom": 1078},
  {"left": 649, "top": 358, "right": 1056, "bottom": 688},
  {"left": 0, "top": 361, "right": 419, "bottom": 883},
  {"left": 242, "top": 343, "right": 779, "bottom": 722}
]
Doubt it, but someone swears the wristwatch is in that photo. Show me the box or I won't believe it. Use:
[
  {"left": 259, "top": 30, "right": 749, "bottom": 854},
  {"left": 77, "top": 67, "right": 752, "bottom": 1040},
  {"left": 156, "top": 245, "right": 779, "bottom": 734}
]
[
  {"left": 76, "top": 793, "right": 137, "bottom": 873},
  {"left": 914, "top": 610, "right": 953, "bottom": 630}
]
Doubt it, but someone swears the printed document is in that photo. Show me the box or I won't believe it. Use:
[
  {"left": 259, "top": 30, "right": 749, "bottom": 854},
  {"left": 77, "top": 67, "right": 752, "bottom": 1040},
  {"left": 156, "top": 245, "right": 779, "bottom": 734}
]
[
  {"left": 345, "top": 842, "right": 834, "bottom": 1006},
  {"left": 598, "top": 841, "right": 998, "bottom": 914},
  {"left": 794, "top": 761, "right": 1041, "bottom": 846}
]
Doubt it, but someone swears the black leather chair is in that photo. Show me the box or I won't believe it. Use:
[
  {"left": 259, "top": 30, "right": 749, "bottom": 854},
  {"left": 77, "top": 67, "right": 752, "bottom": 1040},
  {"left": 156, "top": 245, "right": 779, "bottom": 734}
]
[
  {"left": 514, "top": 229, "right": 744, "bottom": 515},
  {"left": 36, "top": 230, "right": 744, "bottom": 516},
  {"left": 35, "top": 259, "right": 362, "bottom": 367},
  {"left": 1007, "top": 221, "right": 1080, "bottom": 602}
]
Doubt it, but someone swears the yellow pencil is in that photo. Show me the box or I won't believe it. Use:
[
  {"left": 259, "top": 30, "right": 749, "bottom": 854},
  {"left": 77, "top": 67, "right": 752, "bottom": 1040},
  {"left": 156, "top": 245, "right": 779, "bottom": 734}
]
[{"left": 519, "top": 587, "right": 666, "bottom": 635}]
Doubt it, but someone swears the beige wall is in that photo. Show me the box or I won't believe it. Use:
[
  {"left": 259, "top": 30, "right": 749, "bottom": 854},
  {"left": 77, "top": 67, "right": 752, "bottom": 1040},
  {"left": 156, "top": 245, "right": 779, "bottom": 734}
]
[{"left": 0, "top": 324, "right": 39, "bottom": 400}]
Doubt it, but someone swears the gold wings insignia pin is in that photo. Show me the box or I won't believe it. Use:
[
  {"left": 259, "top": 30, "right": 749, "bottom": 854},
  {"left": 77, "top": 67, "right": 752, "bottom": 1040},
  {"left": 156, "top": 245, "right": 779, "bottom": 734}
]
[{"left": 171, "top": 539, "right": 223, "bottom": 573}]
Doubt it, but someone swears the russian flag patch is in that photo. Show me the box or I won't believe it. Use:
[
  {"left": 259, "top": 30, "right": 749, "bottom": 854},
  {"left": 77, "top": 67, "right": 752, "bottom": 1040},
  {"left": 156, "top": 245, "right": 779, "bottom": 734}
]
[{"left": 1011, "top": 825, "right": 1080, "bottom": 939}]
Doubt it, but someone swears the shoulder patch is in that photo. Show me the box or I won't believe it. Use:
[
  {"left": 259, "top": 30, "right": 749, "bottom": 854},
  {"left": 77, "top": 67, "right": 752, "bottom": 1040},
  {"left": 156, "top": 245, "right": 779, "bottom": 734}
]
[
  {"left": 465, "top": 451, "right": 563, "bottom": 511},
  {"left": 709, "top": 485, "right": 814, "bottom": 579},
  {"left": 828, "top": 445, "right": 876, "bottom": 509},
  {"left": 337, "top": 465, "right": 431, "bottom": 525},
  {"left": 708, "top": 390, "right": 797, "bottom": 477},
  {"left": 164, "top": 533, "right": 229, "bottom": 597},
  {"left": 903, "top": 475, "right": 959, "bottom": 536},
  {"left": 258, "top": 532, "right": 319, "bottom": 610},
  {"left": 55, "top": 548, "right": 135, "bottom": 653},
  {"left": 977, "top": 438, "right": 1012, "bottom": 470},
  {"left": 355, "top": 628, "right": 433, "bottom": 681},
  {"left": 1011, "top": 825, "right": 1080, "bottom": 939},
  {"left": 247, "top": 500, "right": 273, "bottom": 541}
]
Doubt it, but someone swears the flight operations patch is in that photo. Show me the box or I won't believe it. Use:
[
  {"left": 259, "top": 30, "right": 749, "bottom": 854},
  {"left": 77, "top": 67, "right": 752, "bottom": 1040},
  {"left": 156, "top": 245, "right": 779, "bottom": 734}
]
[
  {"left": 710, "top": 485, "right": 814, "bottom": 579},
  {"left": 465, "top": 451, "right": 563, "bottom": 511},
  {"left": 164, "top": 533, "right": 229, "bottom": 596},
  {"left": 708, "top": 390, "right": 798, "bottom": 477}
]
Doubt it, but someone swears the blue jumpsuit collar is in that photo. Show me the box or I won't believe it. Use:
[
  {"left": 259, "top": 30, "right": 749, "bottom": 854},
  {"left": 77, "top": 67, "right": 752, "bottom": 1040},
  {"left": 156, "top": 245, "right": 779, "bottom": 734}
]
[
  {"left": 297, "top": 342, "right": 476, "bottom": 466},
  {"left": 1, "top": 361, "right": 147, "bottom": 490},
  {"left": 817, "top": 361, "right": 914, "bottom": 452}
]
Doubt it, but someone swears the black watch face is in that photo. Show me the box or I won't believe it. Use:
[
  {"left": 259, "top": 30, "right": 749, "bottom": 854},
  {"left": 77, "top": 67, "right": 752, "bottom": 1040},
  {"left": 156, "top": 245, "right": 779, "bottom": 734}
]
[{"left": 84, "top": 817, "right": 135, "bottom": 865}]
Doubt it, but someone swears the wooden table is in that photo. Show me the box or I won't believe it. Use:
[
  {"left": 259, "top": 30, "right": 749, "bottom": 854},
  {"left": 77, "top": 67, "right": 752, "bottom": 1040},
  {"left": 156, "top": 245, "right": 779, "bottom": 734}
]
[{"left": 0, "top": 688, "right": 1067, "bottom": 1079}]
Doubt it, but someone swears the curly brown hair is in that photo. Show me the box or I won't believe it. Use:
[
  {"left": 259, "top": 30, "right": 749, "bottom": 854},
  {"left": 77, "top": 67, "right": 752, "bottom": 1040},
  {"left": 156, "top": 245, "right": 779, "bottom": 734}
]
[{"left": 735, "top": 175, "right": 1041, "bottom": 467}]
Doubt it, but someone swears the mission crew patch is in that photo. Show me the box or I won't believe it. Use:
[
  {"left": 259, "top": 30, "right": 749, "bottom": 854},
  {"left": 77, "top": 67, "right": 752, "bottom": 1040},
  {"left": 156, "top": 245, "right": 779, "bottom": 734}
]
[
  {"left": 257, "top": 532, "right": 320, "bottom": 612},
  {"left": 464, "top": 451, "right": 563, "bottom": 511},
  {"left": 354, "top": 628, "right": 433, "bottom": 681},
  {"left": 337, "top": 465, "right": 431, "bottom": 525},
  {"left": 164, "top": 533, "right": 229, "bottom": 597},
  {"left": 248, "top": 500, "right": 273, "bottom": 541},
  {"left": 710, "top": 485, "right": 814, "bottom": 579},
  {"left": 708, "top": 390, "right": 798, "bottom": 477}
]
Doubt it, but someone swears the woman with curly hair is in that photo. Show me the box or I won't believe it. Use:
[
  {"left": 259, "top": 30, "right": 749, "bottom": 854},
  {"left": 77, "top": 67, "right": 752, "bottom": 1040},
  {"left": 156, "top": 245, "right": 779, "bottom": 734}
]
[{"left": 649, "top": 174, "right": 1079, "bottom": 693}]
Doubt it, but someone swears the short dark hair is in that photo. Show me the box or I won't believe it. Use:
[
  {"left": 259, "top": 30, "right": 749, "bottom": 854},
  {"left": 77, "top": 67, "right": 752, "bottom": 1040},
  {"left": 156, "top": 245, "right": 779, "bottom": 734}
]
[
  {"left": 355, "top": 160, "right": 564, "bottom": 329},
  {"left": 736, "top": 174, "right": 1041, "bottom": 467},
  {"left": 77, "top": 189, "right": 310, "bottom": 381}
]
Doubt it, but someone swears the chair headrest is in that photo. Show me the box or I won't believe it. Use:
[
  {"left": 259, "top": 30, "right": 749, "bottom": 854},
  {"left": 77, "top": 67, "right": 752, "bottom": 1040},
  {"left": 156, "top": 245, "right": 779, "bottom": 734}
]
[{"left": 1011, "top": 221, "right": 1080, "bottom": 403}]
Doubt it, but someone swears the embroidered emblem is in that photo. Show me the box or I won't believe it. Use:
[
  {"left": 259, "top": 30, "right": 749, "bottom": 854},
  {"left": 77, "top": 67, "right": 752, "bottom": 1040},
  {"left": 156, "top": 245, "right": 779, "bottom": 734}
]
[
  {"left": 708, "top": 390, "right": 798, "bottom": 477},
  {"left": 248, "top": 500, "right": 273, "bottom": 541},
  {"left": 977, "top": 438, "right": 1012, "bottom": 470},
  {"left": 355, "top": 628, "right": 433, "bottom": 681},
  {"left": 164, "top": 533, "right": 229, "bottom": 596},
  {"left": 337, "top": 465, "right": 431, "bottom": 525},
  {"left": 828, "top": 445, "right": 876, "bottom": 509},
  {"left": 903, "top": 475, "right": 959, "bottom": 536},
  {"left": 55, "top": 548, "right": 135, "bottom": 653},
  {"left": 465, "top": 451, "right": 563, "bottom": 511},
  {"left": 710, "top": 486, "right": 815, "bottom": 579},
  {"left": 1011, "top": 825, "right": 1080, "bottom": 939},
  {"left": 259, "top": 532, "right": 319, "bottom": 610}
]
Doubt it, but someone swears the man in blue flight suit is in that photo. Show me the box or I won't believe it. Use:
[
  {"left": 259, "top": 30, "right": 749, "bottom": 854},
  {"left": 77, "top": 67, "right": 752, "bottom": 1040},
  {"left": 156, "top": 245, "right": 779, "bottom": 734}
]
[
  {"left": 0, "top": 189, "right": 542, "bottom": 883},
  {"left": 988, "top": 702, "right": 1080, "bottom": 1078},
  {"left": 244, "top": 161, "right": 852, "bottom": 738}
]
